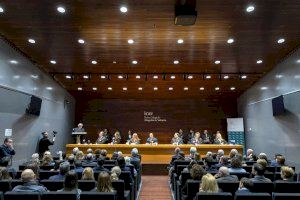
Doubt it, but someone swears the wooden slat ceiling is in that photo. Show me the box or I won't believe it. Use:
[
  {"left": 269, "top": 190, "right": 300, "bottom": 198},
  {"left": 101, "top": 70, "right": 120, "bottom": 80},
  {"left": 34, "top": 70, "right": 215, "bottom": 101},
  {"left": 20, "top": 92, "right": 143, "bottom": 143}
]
[{"left": 0, "top": 0, "right": 300, "bottom": 98}]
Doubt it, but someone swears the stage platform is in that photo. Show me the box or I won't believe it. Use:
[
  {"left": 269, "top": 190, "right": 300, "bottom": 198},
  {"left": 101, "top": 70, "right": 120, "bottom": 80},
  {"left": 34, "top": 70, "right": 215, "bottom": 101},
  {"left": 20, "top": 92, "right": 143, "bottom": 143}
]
[{"left": 66, "top": 144, "right": 243, "bottom": 164}]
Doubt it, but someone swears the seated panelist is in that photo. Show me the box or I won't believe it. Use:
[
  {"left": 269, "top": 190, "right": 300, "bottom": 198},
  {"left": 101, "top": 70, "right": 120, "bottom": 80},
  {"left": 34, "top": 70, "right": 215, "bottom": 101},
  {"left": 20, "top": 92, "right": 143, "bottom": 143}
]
[
  {"left": 213, "top": 131, "right": 227, "bottom": 145},
  {"left": 171, "top": 132, "right": 183, "bottom": 145},
  {"left": 146, "top": 133, "right": 158, "bottom": 145},
  {"left": 126, "top": 133, "right": 140, "bottom": 145},
  {"left": 201, "top": 129, "right": 212, "bottom": 144},
  {"left": 110, "top": 131, "right": 121, "bottom": 144},
  {"left": 190, "top": 132, "right": 202, "bottom": 145},
  {"left": 95, "top": 131, "right": 109, "bottom": 144}
]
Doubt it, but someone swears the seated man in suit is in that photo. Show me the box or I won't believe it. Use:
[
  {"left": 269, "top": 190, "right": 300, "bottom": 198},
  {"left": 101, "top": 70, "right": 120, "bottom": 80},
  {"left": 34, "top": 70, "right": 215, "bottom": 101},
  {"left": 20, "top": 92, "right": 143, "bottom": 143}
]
[
  {"left": 130, "top": 148, "right": 141, "bottom": 170},
  {"left": 236, "top": 177, "right": 253, "bottom": 193},
  {"left": 170, "top": 132, "right": 183, "bottom": 145},
  {"left": 117, "top": 156, "right": 133, "bottom": 183},
  {"left": 146, "top": 133, "right": 158, "bottom": 145},
  {"left": 82, "top": 153, "right": 96, "bottom": 166},
  {"left": 95, "top": 131, "right": 109, "bottom": 144},
  {"left": 0, "top": 138, "right": 15, "bottom": 166},
  {"left": 74, "top": 160, "right": 84, "bottom": 173},
  {"left": 251, "top": 163, "right": 272, "bottom": 183},
  {"left": 12, "top": 169, "right": 48, "bottom": 192},
  {"left": 93, "top": 158, "right": 110, "bottom": 173},
  {"left": 200, "top": 130, "right": 212, "bottom": 144},
  {"left": 215, "top": 166, "right": 239, "bottom": 182},
  {"left": 49, "top": 161, "right": 70, "bottom": 181}
]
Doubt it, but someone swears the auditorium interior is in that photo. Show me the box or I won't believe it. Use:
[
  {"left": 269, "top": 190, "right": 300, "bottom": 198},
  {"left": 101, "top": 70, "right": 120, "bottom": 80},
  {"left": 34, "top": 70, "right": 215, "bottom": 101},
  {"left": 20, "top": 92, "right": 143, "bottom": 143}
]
[{"left": 1, "top": 1, "right": 300, "bottom": 200}]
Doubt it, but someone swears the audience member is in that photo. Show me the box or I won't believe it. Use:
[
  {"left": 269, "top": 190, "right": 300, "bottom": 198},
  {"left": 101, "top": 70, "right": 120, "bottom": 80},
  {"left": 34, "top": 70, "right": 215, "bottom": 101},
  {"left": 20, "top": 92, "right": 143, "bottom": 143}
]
[
  {"left": 100, "top": 149, "right": 110, "bottom": 160},
  {"left": 182, "top": 164, "right": 206, "bottom": 197},
  {"left": 74, "top": 160, "right": 84, "bottom": 173},
  {"left": 229, "top": 149, "right": 238, "bottom": 160},
  {"left": 215, "top": 166, "right": 238, "bottom": 181},
  {"left": 257, "top": 153, "right": 268, "bottom": 163},
  {"left": 94, "top": 149, "right": 101, "bottom": 160},
  {"left": 244, "top": 149, "right": 254, "bottom": 161},
  {"left": 199, "top": 173, "right": 220, "bottom": 193},
  {"left": 187, "top": 147, "right": 198, "bottom": 160},
  {"left": 251, "top": 163, "right": 272, "bottom": 183},
  {"left": 278, "top": 166, "right": 295, "bottom": 182},
  {"left": 49, "top": 161, "right": 70, "bottom": 180},
  {"left": 117, "top": 156, "right": 133, "bottom": 183},
  {"left": 92, "top": 171, "right": 114, "bottom": 192},
  {"left": 41, "top": 154, "right": 54, "bottom": 166},
  {"left": 83, "top": 153, "right": 96, "bottom": 166},
  {"left": 58, "top": 170, "right": 81, "bottom": 200},
  {"left": 72, "top": 147, "right": 79, "bottom": 156},
  {"left": 93, "top": 158, "right": 110, "bottom": 173},
  {"left": 228, "top": 157, "right": 246, "bottom": 173},
  {"left": 216, "top": 149, "right": 224, "bottom": 161},
  {"left": 0, "top": 167, "right": 12, "bottom": 180},
  {"left": 0, "top": 138, "right": 15, "bottom": 166},
  {"left": 236, "top": 177, "right": 253, "bottom": 193},
  {"left": 271, "top": 155, "right": 285, "bottom": 167},
  {"left": 130, "top": 148, "right": 141, "bottom": 170},
  {"left": 75, "top": 151, "right": 84, "bottom": 161},
  {"left": 68, "top": 155, "right": 75, "bottom": 166},
  {"left": 214, "top": 156, "right": 230, "bottom": 168},
  {"left": 25, "top": 162, "right": 40, "bottom": 180},
  {"left": 110, "top": 166, "right": 121, "bottom": 181},
  {"left": 81, "top": 167, "right": 95, "bottom": 180}
]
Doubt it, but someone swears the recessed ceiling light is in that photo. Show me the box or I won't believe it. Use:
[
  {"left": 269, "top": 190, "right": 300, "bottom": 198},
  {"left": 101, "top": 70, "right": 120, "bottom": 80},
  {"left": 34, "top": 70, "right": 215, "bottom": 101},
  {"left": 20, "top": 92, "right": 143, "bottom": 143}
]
[
  {"left": 120, "top": 6, "right": 128, "bottom": 13},
  {"left": 276, "top": 75, "right": 283, "bottom": 79},
  {"left": 83, "top": 75, "right": 89, "bottom": 79},
  {"left": 78, "top": 39, "right": 85, "bottom": 44},
  {"left": 50, "top": 60, "right": 56, "bottom": 64},
  {"left": 227, "top": 38, "right": 234, "bottom": 44},
  {"left": 177, "top": 39, "right": 184, "bottom": 44},
  {"left": 256, "top": 59, "right": 263, "bottom": 64},
  {"left": 174, "top": 60, "right": 179, "bottom": 64},
  {"left": 113, "top": 61, "right": 117, "bottom": 64},
  {"left": 30, "top": 75, "right": 38, "bottom": 79},
  {"left": 261, "top": 86, "right": 268, "bottom": 90},
  {"left": 128, "top": 39, "right": 134, "bottom": 44},
  {"left": 170, "top": 75, "right": 176, "bottom": 79},
  {"left": 136, "top": 75, "right": 141, "bottom": 79},
  {"left": 0, "top": 7, "right": 4, "bottom": 13},
  {"left": 169, "top": 87, "right": 173, "bottom": 91},
  {"left": 57, "top": 6, "right": 66, "bottom": 13},
  {"left": 246, "top": 5, "right": 255, "bottom": 12},
  {"left": 100, "top": 75, "right": 106, "bottom": 79},
  {"left": 153, "top": 87, "right": 158, "bottom": 91},
  {"left": 92, "top": 87, "right": 97, "bottom": 91},
  {"left": 199, "top": 87, "right": 205, "bottom": 91},
  {"left": 77, "top": 87, "right": 82, "bottom": 91},
  {"left": 91, "top": 60, "right": 97, "bottom": 65},
  {"left": 205, "top": 75, "right": 211, "bottom": 79},
  {"left": 13, "top": 75, "right": 20, "bottom": 79},
  {"left": 224, "top": 75, "right": 229, "bottom": 79},
  {"left": 65, "top": 75, "right": 72, "bottom": 79},
  {"left": 215, "top": 87, "right": 220, "bottom": 91},
  {"left": 9, "top": 60, "right": 18, "bottom": 64},
  {"left": 28, "top": 39, "right": 36, "bottom": 44},
  {"left": 123, "top": 87, "right": 127, "bottom": 91},
  {"left": 187, "top": 75, "right": 193, "bottom": 79},
  {"left": 296, "top": 59, "right": 300, "bottom": 63},
  {"left": 46, "top": 87, "right": 53, "bottom": 90},
  {"left": 153, "top": 75, "right": 158, "bottom": 79},
  {"left": 132, "top": 60, "right": 138, "bottom": 64},
  {"left": 230, "top": 87, "right": 236, "bottom": 91},
  {"left": 184, "top": 87, "right": 189, "bottom": 91},
  {"left": 138, "top": 87, "right": 143, "bottom": 91},
  {"left": 277, "top": 38, "right": 285, "bottom": 44},
  {"left": 118, "top": 75, "right": 124, "bottom": 79},
  {"left": 108, "top": 87, "right": 112, "bottom": 90},
  {"left": 215, "top": 60, "right": 221, "bottom": 64},
  {"left": 241, "top": 75, "right": 247, "bottom": 79}
]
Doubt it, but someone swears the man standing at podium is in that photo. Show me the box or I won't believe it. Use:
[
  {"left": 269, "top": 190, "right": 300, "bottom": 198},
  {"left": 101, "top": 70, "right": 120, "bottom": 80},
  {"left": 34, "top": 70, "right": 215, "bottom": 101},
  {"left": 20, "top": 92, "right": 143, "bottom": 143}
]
[{"left": 73, "top": 123, "right": 85, "bottom": 132}]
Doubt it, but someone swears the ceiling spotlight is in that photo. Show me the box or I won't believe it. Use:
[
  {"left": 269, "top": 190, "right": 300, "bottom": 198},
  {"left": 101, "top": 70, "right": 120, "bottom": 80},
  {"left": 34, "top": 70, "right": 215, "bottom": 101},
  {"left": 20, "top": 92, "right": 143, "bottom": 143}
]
[
  {"left": 50, "top": 60, "right": 56, "bottom": 64},
  {"left": 170, "top": 75, "right": 176, "bottom": 79},
  {"left": 199, "top": 87, "right": 205, "bottom": 91},
  {"left": 46, "top": 87, "right": 53, "bottom": 90},
  {"left": 123, "top": 87, "right": 127, "bottom": 91},
  {"left": 132, "top": 60, "right": 138, "bottom": 64},
  {"left": 187, "top": 75, "right": 193, "bottom": 79},
  {"left": 296, "top": 59, "right": 300, "bottom": 63},
  {"left": 256, "top": 59, "right": 263, "bottom": 64},
  {"left": 113, "top": 61, "right": 117, "bottom": 64},
  {"left": 153, "top": 87, "right": 158, "bottom": 91},
  {"left": 57, "top": 6, "right": 66, "bottom": 13},
  {"left": 261, "top": 86, "right": 268, "bottom": 90},
  {"left": 65, "top": 75, "right": 72, "bottom": 79},
  {"left": 153, "top": 75, "right": 158, "bottom": 79},
  {"left": 215, "top": 87, "right": 220, "bottom": 91},
  {"left": 118, "top": 75, "right": 124, "bottom": 79},
  {"left": 31, "top": 75, "right": 38, "bottom": 79},
  {"left": 276, "top": 75, "right": 283, "bottom": 79},
  {"left": 184, "top": 87, "right": 189, "bottom": 91},
  {"left": 28, "top": 38, "right": 36, "bottom": 44},
  {"left": 246, "top": 5, "right": 255, "bottom": 12},
  {"left": 138, "top": 87, "right": 143, "bottom": 91},
  {"left": 215, "top": 60, "right": 221, "bottom": 64},
  {"left": 177, "top": 39, "right": 184, "bottom": 44},
  {"left": 83, "top": 75, "right": 89, "bottom": 79},
  {"left": 277, "top": 38, "right": 285, "bottom": 44},
  {"left": 173, "top": 60, "right": 179, "bottom": 64},
  {"left": 0, "top": 7, "right": 4, "bottom": 13},
  {"left": 77, "top": 87, "right": 82, "bottom": 91},
  {"left": 78, "top": 39, "right": 85, "bottom": 44},
  {"left": 92, "top": 87, "right": 97, "bottom": 91},
  {"left": 136, "top": 75, "right": 141, "bottom": 79},
  {"left": 205, "top": 75, "right": 211, "bottom": 79},
  {"left": 127, "top": 39, "right": 134, "bottom": 44},
  {"left": 224, "top": 75, "right": 229, "bottom": 79},
  {"left": 230, "top": 87, "right": 236, "bottom": 90},
  {"left": 227, "top": 38, "right": 234, "bottom": 44},
  {"left": 169, "top": 87, "right": 174, "bottom": 91},
  {"left": 9, "top": 60, "right": 18, "bottom": 64},
  {"left": 13, "top": 75, "right": 20, "bottom": 79},
  {"left": 108, "top": 87, "right": 112, "bottom": 91},
  {"left": 120, "top": 6, "right": 128, "bottom": 13},
  {"left": 241, "top": 75, "right": 247, "bottom": 79},
  {"left": 100, "top": 75, "right": 106, "bottom": 79},
  {"left": 91, "top": 60, "right": 97, "bottom": 64}
]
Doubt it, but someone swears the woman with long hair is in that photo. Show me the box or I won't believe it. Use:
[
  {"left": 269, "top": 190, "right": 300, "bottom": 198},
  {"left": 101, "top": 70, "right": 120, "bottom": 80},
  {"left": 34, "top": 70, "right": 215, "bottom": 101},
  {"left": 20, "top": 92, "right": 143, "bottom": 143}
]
[
  {"left": 127, "top": 133, "right": 140, "bottom": 145},
  {"left": 93, "top": 171, "right": 114, "bottom": 192},
  {"left": 81, "top": 167, "right": 95, "bottom": 180}
]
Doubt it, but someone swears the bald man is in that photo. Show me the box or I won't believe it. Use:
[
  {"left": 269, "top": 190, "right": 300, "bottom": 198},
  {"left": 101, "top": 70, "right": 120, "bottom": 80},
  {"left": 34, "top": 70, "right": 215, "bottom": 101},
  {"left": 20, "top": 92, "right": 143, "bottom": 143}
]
[
  {"left": 215, "top": 166, "right": 239, "bottom": 182},
  {"left": 12, "top": 169, "right": 47, "bottom": 192}
]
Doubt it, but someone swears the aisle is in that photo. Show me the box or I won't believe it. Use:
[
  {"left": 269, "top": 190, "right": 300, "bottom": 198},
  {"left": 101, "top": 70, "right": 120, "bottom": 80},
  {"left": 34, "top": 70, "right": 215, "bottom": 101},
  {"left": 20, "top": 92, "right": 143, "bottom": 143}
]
[{"left": 138, "top": 175, "right": 172, "bottom": 200}]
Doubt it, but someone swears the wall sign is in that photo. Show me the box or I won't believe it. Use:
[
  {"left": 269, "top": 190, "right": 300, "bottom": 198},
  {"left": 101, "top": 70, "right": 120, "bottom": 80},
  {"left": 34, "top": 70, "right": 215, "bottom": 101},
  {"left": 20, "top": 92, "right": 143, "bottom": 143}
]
[{"left": 144, "top": 111, "right": 167, "bottom": 122}]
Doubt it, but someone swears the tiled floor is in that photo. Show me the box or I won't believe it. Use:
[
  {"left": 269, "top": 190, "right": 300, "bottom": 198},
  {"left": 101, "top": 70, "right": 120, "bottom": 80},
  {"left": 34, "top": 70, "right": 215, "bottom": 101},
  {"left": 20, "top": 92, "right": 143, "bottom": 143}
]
[{"left": 139, "top": 175, "right": 172, "bottom": 200}]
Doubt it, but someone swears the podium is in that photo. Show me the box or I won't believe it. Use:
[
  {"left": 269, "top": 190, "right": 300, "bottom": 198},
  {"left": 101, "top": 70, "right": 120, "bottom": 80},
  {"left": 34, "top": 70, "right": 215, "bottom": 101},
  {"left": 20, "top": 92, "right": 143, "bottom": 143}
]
[{"left": 72, "top": 132, "right": 87, "bottom": 144}]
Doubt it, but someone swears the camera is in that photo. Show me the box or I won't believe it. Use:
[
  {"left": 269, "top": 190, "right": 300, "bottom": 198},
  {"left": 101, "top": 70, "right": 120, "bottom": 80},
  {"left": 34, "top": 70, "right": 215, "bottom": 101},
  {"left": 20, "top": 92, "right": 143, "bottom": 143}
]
[{"left": 53, "top": 131, "right": 58, "bottom": 136}]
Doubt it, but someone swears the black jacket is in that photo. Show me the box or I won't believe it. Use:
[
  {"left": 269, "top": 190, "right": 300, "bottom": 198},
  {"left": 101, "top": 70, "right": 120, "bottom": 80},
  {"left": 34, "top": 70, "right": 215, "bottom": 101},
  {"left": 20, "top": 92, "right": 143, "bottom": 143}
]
[
  {"left": 38, "top": 138, "right": 54, "bottom": 154},
  {"left": 0, "top": 144, "right": 15, "bottom": 164}
]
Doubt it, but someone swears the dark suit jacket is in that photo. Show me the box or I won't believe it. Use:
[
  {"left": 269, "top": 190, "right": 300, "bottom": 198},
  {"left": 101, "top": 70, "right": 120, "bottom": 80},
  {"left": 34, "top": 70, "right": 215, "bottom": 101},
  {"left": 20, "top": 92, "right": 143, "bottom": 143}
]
[
  {"left": 93, "top": 166, "right": 110, "bottom": 173},
  {"left": 146, "top": 137, "right": 158, "bottom": 144},
  {"left": 130, "top": 156, "right": 141, "bottom": 170},
  {"left": 216, "top": 175, "right": 239, "bottom": 182},
  {"left": 200, "top": 133, "right": 212, "bottom": 144},
  {"left": 38, "top": 138, "right": 54, "bottom": 154},
  {"left": 73, "top": 127, "right": 85, "bottom": 132},
  {"left": 251, "top": 175, "right": 272, "bottom": 183},
  {"left": 0, "top": 144, "right": 15, "bottom": 164}
]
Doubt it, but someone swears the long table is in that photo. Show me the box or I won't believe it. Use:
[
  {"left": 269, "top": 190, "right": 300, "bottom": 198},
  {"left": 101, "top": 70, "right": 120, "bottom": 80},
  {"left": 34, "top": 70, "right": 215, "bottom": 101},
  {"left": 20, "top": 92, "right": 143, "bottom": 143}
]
[{"left": 66, "top": 144, "right": 243, "bottom": 164}]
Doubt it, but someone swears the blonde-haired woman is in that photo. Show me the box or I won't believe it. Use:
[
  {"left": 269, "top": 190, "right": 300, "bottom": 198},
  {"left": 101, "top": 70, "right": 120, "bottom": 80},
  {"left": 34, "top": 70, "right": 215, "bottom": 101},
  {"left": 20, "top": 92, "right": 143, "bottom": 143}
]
[
  {"left": 126, "top": 133, "right": 140, "bottom": 145},
  {"left": 110, "top": 166, "right": 121, "bottom": 181},
  {"left": 213, "top": 131, "right": 227, "bottom": 145},
  {"left": 81, "top": 167, "right": 95, "bottom": 180},
  {"left": 92, "top": 171, "right": 114, "bottom": 192},
  {"left": 199, "top": 173, "right": 220, "bottom": 193}
]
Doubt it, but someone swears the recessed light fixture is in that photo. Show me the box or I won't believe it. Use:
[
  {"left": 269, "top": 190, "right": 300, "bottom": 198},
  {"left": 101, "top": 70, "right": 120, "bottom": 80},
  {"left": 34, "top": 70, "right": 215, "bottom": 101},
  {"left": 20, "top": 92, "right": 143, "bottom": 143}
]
[
  {"left": 153, "top": 87, "right": 158, "bottom": 91},
  {"left": 100, "top": 75, "right": 106, "bottom": 79},
  {"left": 108, "top": 87, "right": 112, "bottom": 91},
  {"left": 261, "top": 86, "right": 268, "bottom": 90},
  {"left": 46, "top": 87, "right": 53, "bottom": 90},
  {"left": 113, "top": 61, "right": 117, "bottom": 64},
  {"left": 91, "top": 60, "right": 97, "bottom": 65},
  {"left": 170, "top": 75, "right": 176, "bottom": 79},
  {"left": 65, "top": 75, "right": 72, "bottom": 79},
  {"left": 230, "top": 87, "right": 236, "bottom": 91},
  {"left": 77, "top": 87, "right": 83, "bottom": 91},
  {"left": 173, "top": 60, "right": 179, "bottom": 64},
  {"left": 138, "top": 87, "right": 143, "bottom": 91},
  {"left": 241, "top": 75, "right": 247, "bottom": 79},
  {"left": 169, "top": 87, "right": 174, "bottom": 91},
  {"left": 13, "top": 75, "right": 20, "bottom": 79},
  {"left": 78, "top": 39, "right": 85, "bottom": 44},
  {"left": 177, "top": 39, "right": 184, "bottom": 44},
  {"left": 30, "top": 75, "right": 38, "bottom": 79},
  {"left": 246, "top": 5, "right": 255, "bottom": 12},
  {"left": 123, "top": 87, "right": 127, "bottom": 91},
  {"left": 9, "top": 60, "right": 18, "bottom": 64},
  {"left": 136, "top": 75, "right": 141, "bottom": 79},
  {"left": 50, "top": 60, "right": 56, "bottom": 64},
  {"left": 215, "top": 60, "right": 221, "bottom": 64},
  {"left": 277, "top": 38, "right": 285, "bottom": 44},
  {"left": 276, "top": 75, "right": 283, "bottom": 79},
  {"left": 128, "top": 39, "right": 134, "bottom": 44},
  {"left": 0, "top": 6, "right": 4, "bottom": 13},
  {"left": 153, "top": 75, "right": 158, "bottom": 79},
  {"left": 28, "top": 39, "right": 36, "bottom": 44},
  {"left": 227, "top": 38, "right": 234, "bottom": 44},
  {"left": 205, "top": 75, "right": 211, "bottom": 79},
  {"left": 83, "top": 75, "right": 89, "bottom": 79},
  {"left": 256, "top": 59, "right": 263, "bottom": 64},
  {"left": 215, "top": 87, "right": 220, "bottom": 91},
  {"left": 57, "top": 6, "right": 66, "bottom": 13},
  {"left": 132, "top": 60, "right": 138, "bottom": 64},
  {"left": 224, "top": 75, "right": 229, "bottom": 79},
  {"left": 199, "top": 87, "right": 204, "bottom": 91},
  {"left": 92, "top": 87, "right": 97, "bottom": 91},
  {"left": 184, "top": 87, "right": 189, "bottom": 91},
  {"left": 120, "top": 6, "right": 128, "bottom": 13},
  {"left": 187, "top": 75, "right": 193, "bottom": 79},
  {"left": 296, "top": 59, "right": 300, "bottom": 63},
  {"left": 118, "top": 75, "right": 124, "bottom": 79}
]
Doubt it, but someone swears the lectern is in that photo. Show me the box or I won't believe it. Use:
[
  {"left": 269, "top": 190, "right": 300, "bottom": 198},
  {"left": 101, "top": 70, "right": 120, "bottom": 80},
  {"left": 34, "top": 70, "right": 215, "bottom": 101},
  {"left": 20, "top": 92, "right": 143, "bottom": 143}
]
[{"left": 72, "top": 132, "right": 87, "bottom": 144}]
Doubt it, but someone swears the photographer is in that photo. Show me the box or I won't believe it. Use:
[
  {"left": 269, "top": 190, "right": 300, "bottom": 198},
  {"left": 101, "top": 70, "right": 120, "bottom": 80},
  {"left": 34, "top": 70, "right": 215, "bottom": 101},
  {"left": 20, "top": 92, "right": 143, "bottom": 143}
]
[
  {"left": 0, "top": 138, "right": 15, "bottom": 166},
  {"left": 38, "top": 131, "right": 56, "bottom": 156}
]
